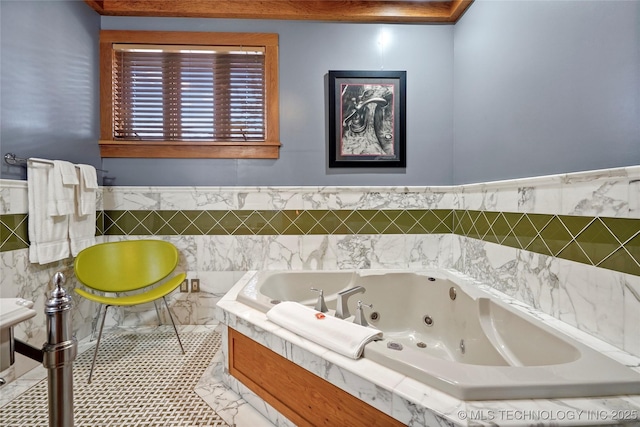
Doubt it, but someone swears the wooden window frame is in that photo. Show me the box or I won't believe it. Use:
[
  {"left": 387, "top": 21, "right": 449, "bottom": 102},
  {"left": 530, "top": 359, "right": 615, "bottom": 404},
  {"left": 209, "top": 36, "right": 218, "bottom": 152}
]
[{"left": 99, "top": 30, "right": 281, "bottom": 159}]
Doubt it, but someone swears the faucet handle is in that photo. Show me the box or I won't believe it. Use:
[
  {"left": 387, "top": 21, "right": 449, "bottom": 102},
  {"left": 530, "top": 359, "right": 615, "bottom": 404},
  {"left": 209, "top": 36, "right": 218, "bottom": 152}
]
[
  {"left": 310, "top": 287, "right": 328, "bottom": 313},
  {"left": 354, "top": 300, "right": 373, "bottom": 327}
]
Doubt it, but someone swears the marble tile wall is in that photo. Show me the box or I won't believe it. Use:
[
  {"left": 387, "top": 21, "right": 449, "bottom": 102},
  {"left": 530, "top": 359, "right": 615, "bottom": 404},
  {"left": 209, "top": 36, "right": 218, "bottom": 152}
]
[
  {"left": 0, "top": 180, "right": 104, "bottom": 354},
  {"left": 453, "top": 167, "right": 640, "bottom": 356},
  {"left": 1, "top": 165, "right": 638, "bottom": 358}
]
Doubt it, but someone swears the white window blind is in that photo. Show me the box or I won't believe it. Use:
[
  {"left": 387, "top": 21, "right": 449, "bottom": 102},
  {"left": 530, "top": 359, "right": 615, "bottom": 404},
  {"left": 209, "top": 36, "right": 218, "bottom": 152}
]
[{"left": 112, "top": 44, "right": 266, "bottom": 142}]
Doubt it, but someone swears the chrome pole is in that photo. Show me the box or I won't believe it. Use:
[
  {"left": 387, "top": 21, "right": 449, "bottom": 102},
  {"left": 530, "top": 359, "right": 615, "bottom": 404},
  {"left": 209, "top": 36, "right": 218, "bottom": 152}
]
[{"left": 42, "top": 272, "right": 77, "bottom": 427}]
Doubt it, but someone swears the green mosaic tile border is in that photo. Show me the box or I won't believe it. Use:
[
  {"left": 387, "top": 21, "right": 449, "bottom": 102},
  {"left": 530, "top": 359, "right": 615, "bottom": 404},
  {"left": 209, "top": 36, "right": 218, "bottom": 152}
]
[
  {"left": 452, "top": 211, "right": 639, "bottom": 276},
  {"left": 2, "top": 210, "right": 639, "bottom": 276},
  {"left": 101, "top": 209, "right": 454, "bottom": 236},
  {"left": 0, "top": 213, "right": 103, "bottom": 253},
  {"left": 0, "top": 213, "right": 29, "bottom": 251}
]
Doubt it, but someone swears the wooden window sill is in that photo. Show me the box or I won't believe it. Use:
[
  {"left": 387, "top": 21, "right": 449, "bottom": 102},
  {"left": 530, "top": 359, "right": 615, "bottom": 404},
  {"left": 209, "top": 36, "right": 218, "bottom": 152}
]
[{"left": 99, "top": 140, "right": 282, "bottom": 159}]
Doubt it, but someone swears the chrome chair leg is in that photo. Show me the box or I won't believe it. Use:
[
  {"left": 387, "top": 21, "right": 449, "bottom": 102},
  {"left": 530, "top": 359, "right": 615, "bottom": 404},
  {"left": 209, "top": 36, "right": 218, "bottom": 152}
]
[
  {"left": 88, "top": 305, "right": 109, "bottom": 384},
  {"left": 153, "top": 300, "right": 163, "bottom": 325},
  {"left": 162, "top": 297, "right": 185, "bottom": 354}
]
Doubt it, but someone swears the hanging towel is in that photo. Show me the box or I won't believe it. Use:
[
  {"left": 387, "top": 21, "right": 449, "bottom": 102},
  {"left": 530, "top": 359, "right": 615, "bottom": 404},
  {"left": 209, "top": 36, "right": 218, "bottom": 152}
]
[
  {"left": 47, "top": 160, "right": 78, "bottom": 216},
  {"left": 27, "top": 159, "right": 70, "bottom": 264},
  {"left": 70, "top": 164, "right": 98, "bottom": 256},
  {"left": 75, "top": 164, "right": 98, "bottom": 215},
  {"left": 266, "top": 301, "right": 383, "bottom": 359}
]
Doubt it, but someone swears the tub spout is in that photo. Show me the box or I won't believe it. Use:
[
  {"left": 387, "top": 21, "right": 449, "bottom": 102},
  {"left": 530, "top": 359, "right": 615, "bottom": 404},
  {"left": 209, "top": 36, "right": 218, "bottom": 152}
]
[{"left": 335, "top": 286, "right": 365, "bottom": 319}]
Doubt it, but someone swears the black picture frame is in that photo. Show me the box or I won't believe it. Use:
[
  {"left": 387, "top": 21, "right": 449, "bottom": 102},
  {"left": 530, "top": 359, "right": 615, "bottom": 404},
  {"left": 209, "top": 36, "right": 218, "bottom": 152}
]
[{"left": 328, "top": 70, "right": 406, "bottom": 168}]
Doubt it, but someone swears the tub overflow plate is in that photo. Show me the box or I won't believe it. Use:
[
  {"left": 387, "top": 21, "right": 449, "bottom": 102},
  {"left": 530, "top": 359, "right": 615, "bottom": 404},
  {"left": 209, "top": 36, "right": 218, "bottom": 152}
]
[{"left": 387, "top": 341, "right": 403, "bottom": 351}]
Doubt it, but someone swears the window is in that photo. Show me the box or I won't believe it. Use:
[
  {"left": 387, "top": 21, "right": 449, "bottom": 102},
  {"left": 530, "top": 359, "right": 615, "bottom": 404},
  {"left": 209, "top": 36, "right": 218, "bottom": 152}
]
[{"left": 99, "top": 31, "right": 280, "bottom": 159}]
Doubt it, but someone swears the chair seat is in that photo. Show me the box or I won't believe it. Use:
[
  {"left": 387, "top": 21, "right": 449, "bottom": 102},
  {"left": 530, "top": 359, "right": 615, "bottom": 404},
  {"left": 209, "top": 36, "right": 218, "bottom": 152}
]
[{"left": 74, "top": 273, "right": 186, "bottom": 307}]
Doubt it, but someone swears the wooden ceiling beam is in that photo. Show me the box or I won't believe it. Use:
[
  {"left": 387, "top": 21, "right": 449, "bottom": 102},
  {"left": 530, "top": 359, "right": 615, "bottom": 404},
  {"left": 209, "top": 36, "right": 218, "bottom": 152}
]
[{"left": 85, "top": 1, "right": 473, "bottom": 23}]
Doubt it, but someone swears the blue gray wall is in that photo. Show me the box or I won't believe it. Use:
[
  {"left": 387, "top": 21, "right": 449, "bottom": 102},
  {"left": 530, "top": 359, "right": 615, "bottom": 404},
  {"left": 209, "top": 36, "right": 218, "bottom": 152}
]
[
  {"left": 0, "top": 0, "right": 100, "bottom": 181},
  {"left": 1, "top": 1, "right": 638, "bottom": 186},
  {"left": 453, "top": 0, "right": 640, "bottom": 184},
  {"left": 99, "top": 17, "right": 455, "bottom": 186}
]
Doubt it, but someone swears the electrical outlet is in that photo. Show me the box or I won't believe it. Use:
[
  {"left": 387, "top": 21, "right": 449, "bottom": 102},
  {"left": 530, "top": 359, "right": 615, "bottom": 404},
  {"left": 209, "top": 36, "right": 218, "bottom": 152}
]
[
  {"left": 180, "top": 279, "right": 189, "bottom": 292},
  {"left": 191, "top": 279, "right": 200, "bottom": 292}
]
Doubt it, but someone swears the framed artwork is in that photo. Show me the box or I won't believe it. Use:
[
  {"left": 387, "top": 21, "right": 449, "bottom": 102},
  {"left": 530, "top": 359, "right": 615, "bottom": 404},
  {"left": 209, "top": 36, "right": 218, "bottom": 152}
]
[{"left": 328, "top": 70, "right": 406, "bottom": 168}]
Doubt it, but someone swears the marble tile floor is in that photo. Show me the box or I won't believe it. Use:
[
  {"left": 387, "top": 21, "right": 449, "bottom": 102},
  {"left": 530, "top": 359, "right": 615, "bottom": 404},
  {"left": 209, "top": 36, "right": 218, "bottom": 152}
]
[{"left": 0, "top": 324, "right": 275, "bottom": 427}]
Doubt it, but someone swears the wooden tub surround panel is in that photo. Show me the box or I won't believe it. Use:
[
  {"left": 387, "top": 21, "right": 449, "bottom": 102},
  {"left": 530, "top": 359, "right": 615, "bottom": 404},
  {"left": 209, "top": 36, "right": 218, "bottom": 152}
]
[{"left": 228, "top": 328, "right": 404, "bottom": 427}]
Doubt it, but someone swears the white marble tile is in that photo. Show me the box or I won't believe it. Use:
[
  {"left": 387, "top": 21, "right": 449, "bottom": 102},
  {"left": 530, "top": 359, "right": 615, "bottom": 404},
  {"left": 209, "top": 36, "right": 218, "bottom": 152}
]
[
  {"left": 406, "top": 234, "right": 454, "bottom": 269},
  {"left": 623, "top": 273, "right": 640, "bottom": 356},
  {"left": 331, "top": 189, "right": 381, "bottom": 210},
  {"left": 233, "top": 236, "right": 269, "bottom": 270},
  {"left": 0, "top": 179, "right": 28, "bottom": 214},
  {"left": 458, "top": 184, "right": 509, "bottom": 212},
  {"left": 242, "top": 188, "right": 306, "bottom": 210},
  {"left": 459, "top": 174, "right": 561, "bottom": 213},
  {"left": 300, "top": 235, "right": 338, "bottom": 270},
  {"left": 159, "top": 187, "right": 227, "bottom": 210},
  {"left": 101, "top": 186, "right": 160, "bottom": 210},
  {"left": 189, "top": 235, "right": 233, "bottom": 271},
  {"left": 334, "top": 234, "right": 410, "bottom": 270},
  {"left": 194, "top": 344, "right": 277, "bottom": 427},
  {"left": 262, "top": 235, "right": 310, "bottom": 270},
  {"left": 369, "top": 234, "right": 408, "bottom": 269},
  {"left": 0, "top": 247, "right": 98, "bottom": 346},
  {"left": 334, "top": 235, "right": 374, "bottom": 270},
  {"left": 456, "top": 237, "right": 519, "bottom": 296},
  {"left": 505, "top": 248, "right": 561, "bottom": 317},
  {"left": 197, "top": 271, "right": 241, "bottom": 296},
  {"left": 391, "top": 376, "right": 463, "bottom": 427},
  {"left": 561, "top": 168, "right": 634, "bottom": 218},
  {"left": 557, "top": 261, "right": 626, "bottom": 350},
  {"left": 629, "top": 179, "right": 640, "bottom": 219},
  {"left": 518, "top": 181, "right": 563, "bottom": 214}
]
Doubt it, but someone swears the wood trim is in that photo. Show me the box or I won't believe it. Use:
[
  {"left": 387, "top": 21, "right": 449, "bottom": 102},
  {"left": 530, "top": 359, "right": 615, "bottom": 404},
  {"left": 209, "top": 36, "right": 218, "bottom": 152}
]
[
  {"left": 86, "top": 0, "right": 474, "bottom": 23},
  {"left": 449, "top": 0, "right": 474, "bottom": 22},
  {"left": 99, "top": 140, "right": 281, "bottom": 159},
  {"left": 99, "top": 36, "right": 113, "bottom": 142},
  {"left": 265, "top": 43, "right": 279, "bottom": 144},
  {"left": 228, "top": 328, "right": 405, "bottom": 427},
  {"left": 100, "top": 30, "right": 279, "bottom": 47}
]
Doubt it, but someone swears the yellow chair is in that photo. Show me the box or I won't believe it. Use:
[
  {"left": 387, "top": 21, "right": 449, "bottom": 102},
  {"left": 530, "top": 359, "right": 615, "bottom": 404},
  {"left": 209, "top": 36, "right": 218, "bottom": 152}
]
[{"left": 74, "top": 239, "right": 186, "bottom": 383}]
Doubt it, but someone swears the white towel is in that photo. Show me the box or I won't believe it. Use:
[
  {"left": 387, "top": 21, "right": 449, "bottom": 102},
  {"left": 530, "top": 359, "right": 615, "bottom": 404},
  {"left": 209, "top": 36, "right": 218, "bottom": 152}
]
[
  {"left": 75, "top": 164, "right": 98, "bottom": 215},
  {"left": 47, "top": 160, "right": 78, "bottom": 216},
  {"left": 266, "top": 301, "right": 383, "bottom": 359},
  {"left": 79, "top": 164, "right": 98, "bottom": 189},
  {"left": 70, "top": 165, "right": 97, "bottom": 255},
  {"left": 27, "top": 159, "right": 70, "bottom": 264}
]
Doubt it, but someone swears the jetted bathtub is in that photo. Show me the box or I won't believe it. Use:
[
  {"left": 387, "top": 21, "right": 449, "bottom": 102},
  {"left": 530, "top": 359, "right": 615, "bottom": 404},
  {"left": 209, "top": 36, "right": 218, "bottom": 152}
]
[{"left": 237, "top": 269, "right": 640, "bottom": 401}]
